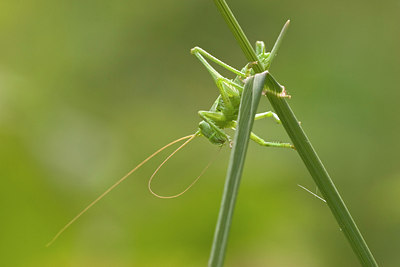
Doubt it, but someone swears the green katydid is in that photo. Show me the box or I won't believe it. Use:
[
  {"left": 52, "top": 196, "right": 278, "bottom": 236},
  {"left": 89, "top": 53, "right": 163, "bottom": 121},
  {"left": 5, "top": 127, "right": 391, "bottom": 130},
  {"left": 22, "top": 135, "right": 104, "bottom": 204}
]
[{"left": 46, "top": 21, "right": 293, "bottom": 247}]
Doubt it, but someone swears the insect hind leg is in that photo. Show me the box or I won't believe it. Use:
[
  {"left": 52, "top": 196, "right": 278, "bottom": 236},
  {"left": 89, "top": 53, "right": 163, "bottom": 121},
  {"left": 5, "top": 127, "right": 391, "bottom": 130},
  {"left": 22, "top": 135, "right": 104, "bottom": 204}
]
[{"left": 191, "top": 46, "right": 245, "bottom": 78}]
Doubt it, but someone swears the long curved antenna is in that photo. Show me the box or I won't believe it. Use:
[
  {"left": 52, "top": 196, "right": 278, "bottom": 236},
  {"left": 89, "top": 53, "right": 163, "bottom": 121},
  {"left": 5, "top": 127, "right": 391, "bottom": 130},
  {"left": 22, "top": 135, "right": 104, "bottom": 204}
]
[
  {"left": 46, "top": 133, "right": 197, "bottom": 247},
  {"left": 148, "top": 138, "right": 221, "bottom": 199}
]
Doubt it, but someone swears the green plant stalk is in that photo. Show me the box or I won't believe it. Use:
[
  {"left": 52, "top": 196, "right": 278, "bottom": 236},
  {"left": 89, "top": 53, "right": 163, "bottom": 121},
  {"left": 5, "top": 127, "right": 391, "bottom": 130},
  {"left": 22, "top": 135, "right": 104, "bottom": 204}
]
[
  {"left": 208, "top": 73, "right": 266, "bottom": 267},
  {"left": 211, "top": 0, "right": 379, "bottom": 266}
]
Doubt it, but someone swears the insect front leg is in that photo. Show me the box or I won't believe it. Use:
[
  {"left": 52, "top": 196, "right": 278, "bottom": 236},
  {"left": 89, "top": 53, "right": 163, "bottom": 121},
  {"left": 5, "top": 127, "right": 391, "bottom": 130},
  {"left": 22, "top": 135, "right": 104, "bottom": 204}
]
[
  {"left": 230, "top": 120, "right": 293, "bottom": 149},
  {"left": 249, "top": 132, "right": 294, "bottom": 149},
  {"left": 255, "top": 111, "right": 281, "bottom": 124}
]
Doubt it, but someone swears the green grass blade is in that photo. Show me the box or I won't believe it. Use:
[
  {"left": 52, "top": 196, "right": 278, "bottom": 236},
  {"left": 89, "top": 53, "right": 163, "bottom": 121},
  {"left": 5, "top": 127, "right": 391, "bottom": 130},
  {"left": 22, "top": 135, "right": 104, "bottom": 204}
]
[
  {"left": 212, "top": 0, "right": 379, "bottom": 266},
  {"left": 266, "top": 19, "right": 290, "bottom": 69},
  {"left": 208, "top": 72, "right": 266, "bottom": 267}
]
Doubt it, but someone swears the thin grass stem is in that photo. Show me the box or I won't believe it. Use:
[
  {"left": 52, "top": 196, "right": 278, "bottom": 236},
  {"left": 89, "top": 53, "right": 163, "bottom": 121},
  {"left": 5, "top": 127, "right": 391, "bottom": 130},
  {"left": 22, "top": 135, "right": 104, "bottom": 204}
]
[{"left": 208, "top": 72, "right": 266, "bottom": 267}]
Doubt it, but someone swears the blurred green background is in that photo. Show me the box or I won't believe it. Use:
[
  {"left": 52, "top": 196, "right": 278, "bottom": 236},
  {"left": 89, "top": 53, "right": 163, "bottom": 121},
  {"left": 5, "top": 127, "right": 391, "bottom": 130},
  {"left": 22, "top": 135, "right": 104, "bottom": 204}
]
[{"left": 1, "top": 0, "right": 399, "bottom": 266}]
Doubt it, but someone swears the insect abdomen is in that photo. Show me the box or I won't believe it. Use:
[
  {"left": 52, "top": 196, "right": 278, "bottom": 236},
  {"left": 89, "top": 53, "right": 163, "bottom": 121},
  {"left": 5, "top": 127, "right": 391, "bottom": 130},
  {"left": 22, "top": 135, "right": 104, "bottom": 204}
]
[{"left": 198, "top": 121, "right": 226, "bottom": 145}]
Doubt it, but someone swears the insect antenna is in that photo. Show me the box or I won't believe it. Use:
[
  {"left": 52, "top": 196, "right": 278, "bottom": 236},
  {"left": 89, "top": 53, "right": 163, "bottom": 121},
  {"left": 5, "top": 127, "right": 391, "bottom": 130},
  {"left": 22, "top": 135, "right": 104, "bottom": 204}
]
[
  {"left": 46, "top": 133, "right": 197, "bottom": 247},
  {"left": 148, "top": 137, "right": 221, "bottom": 199}
]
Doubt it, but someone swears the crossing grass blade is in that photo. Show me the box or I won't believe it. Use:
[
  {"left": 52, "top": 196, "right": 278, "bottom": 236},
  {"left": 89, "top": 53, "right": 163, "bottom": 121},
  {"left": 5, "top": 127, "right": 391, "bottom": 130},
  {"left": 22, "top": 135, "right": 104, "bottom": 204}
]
[
  {"left": 208, "top": 72, "right": 267, "bottom": 267},
  {"left": 211, "top": 0, "right": 379, "bottom": 266}
]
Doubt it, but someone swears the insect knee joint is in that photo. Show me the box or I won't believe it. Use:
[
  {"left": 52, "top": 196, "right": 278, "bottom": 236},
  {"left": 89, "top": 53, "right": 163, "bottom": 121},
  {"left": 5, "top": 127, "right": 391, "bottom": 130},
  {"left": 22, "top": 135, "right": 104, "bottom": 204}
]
[{"left": 190, "top": 46, "right": 201, "bottom": 54}]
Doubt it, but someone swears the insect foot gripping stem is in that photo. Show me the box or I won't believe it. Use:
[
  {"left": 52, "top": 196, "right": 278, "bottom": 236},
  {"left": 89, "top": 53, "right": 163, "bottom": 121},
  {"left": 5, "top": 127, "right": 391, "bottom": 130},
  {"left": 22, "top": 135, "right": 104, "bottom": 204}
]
[
  {"left": 262, "top": 72, "right": 292, "bottom": 99},
  {"left": 263, "top": 84, "right": 291, "bottom": 99}
]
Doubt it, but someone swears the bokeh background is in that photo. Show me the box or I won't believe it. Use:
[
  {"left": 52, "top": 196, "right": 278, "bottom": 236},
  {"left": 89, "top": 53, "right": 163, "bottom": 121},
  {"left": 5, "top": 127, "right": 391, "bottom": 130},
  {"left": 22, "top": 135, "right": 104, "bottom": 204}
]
[{"left": 1, "top": 0, "right": 399, "bottom": 266}]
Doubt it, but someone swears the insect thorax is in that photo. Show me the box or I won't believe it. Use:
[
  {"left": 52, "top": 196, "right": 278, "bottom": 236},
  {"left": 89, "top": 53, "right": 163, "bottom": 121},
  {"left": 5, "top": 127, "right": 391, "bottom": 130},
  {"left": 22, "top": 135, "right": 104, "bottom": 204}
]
[{"left": 216, "top": 97, "right": 240, "bottom": 120}]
